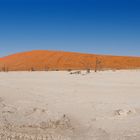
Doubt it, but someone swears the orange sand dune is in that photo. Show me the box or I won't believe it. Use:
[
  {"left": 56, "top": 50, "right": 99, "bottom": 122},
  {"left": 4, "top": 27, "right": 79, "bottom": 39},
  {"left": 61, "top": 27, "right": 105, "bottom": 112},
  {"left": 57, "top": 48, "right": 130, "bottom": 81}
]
[{"left": 0, "top": 50, "right": 140, "bottom": 71}]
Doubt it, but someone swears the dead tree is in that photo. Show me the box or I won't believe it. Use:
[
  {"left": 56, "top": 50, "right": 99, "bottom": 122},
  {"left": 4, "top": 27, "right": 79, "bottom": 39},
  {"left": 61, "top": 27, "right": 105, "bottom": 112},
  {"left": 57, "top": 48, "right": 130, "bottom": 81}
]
[
  {"left": 95, "top": 57, "right": 102, "bottom": 72},
  {"left": 86, "top": 69, "right": 90, "bottom": 74},
  {"left": 80, "top": 56, "right": 95, "bottom": 73},
  {"left": 2, "top": 65, "right": 8, "bottom": 72},
  {"left": 30, "top": 67, "right": 35, "bottom": 71},
  {"left": 2, "top": 66, "right": 5, "bottom": 72}
]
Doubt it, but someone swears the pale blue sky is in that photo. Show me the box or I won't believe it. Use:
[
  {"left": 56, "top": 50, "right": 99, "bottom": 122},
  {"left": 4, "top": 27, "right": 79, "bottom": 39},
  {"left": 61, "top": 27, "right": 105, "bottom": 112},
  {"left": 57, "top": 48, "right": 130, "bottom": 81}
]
[{"left": 0, "top": 0, "right": 140, "bottom": 57}]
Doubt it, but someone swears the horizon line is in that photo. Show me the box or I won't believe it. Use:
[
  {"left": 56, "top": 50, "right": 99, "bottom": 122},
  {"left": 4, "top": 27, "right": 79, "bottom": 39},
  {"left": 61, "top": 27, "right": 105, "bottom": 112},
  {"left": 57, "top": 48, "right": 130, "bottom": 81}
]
[{"left": 0, "top": 49, "right": 140, "bottom": 58}]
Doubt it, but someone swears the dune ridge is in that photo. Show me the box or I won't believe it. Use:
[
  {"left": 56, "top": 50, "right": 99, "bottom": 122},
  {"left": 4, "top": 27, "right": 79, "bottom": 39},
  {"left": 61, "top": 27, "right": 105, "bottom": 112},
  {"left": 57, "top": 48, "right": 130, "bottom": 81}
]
[{"left": 0, "top": 50, "right": 140, "bottom": 71}]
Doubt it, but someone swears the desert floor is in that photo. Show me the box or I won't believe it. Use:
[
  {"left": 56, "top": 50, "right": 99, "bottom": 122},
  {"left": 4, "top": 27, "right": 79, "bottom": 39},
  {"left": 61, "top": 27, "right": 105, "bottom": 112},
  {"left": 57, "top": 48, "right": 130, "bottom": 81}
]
[{"left": 0, "top": 70, "right": 140, "bottom": 140}]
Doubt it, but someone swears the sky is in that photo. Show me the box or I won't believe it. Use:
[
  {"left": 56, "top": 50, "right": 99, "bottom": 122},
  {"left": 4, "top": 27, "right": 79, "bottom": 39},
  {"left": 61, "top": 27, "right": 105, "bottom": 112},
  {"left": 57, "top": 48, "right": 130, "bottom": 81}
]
[{"left": 0, "top": 0, "right": 140, "bottom": 57}]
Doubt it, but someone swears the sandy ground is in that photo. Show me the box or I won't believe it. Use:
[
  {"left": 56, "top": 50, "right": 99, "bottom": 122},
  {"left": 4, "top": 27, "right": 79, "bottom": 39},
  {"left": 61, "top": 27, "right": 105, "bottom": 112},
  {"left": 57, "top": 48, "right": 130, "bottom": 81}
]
[{"left": 0, "top": 70, "right": 140, "bottom": 140}]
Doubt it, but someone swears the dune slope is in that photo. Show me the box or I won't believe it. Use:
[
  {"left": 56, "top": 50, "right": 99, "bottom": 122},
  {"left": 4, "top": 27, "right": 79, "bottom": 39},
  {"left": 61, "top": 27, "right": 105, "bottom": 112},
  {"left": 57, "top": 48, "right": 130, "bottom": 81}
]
[{"left": 0, "top": 50, "right": 140, "bottom": 71}]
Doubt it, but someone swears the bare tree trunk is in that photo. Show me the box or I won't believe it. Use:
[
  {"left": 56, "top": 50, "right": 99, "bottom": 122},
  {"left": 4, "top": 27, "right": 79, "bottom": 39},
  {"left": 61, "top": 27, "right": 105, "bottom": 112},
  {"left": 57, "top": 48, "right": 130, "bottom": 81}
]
[
  {"left": 95, "top": 57, "right": 101, "bottom": 72},
  {"left": 95, "top": 57, "right": 98, "bottom": 72}
]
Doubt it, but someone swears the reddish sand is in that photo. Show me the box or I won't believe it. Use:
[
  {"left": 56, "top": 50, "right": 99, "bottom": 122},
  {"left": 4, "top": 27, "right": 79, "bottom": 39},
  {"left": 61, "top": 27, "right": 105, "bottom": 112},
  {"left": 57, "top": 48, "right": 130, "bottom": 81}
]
[{"left": 0, "top": 50, "right": 140, "bottom": 71}]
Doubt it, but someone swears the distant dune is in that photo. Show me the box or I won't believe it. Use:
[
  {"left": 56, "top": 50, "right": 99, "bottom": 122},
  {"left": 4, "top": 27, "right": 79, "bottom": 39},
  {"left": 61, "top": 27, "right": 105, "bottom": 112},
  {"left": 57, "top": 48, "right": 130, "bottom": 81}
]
[{"left": 0, "top": 50, "right": 140, "bottom": 71}]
